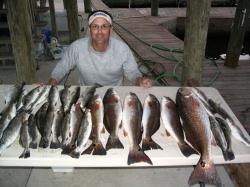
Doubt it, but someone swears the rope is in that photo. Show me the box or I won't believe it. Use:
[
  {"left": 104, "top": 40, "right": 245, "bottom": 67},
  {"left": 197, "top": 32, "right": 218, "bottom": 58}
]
[{"left": 113, "top": 20, "right": 221, "bottom": 86}]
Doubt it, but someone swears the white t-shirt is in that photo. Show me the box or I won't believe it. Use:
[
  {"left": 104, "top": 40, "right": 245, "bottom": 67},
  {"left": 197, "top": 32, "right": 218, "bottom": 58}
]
[{"left": 51, "top": 37, "right": 142, "bottom": 86}]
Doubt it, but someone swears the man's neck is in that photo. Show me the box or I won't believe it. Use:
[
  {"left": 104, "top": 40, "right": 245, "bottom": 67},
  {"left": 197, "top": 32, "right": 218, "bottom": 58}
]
[{"left": 92, "top": 42, "right": 109, "bottom": 52}]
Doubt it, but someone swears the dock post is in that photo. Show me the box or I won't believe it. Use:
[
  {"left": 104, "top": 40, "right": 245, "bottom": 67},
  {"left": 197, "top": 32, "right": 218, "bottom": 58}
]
[
  {"left": 64, "top": 0, "right": 80, "bottom": 42},
  {"left": 225, "top": 0, "right": 250, "bottom": 68},
  {"left": 84, "top": 0, "right": 91, "bottom": 13},
  {"left": 6, "top": 0, "right": 36, "bottom": 84},
  {"left": 151, "top": 0, "right": 159, "bottom": 16},
  {"left": 181, "top": 0, "right": 211, "bottom": 86},
  {"left": 48, "top": 0, "right": 58, "bottom": 38}
]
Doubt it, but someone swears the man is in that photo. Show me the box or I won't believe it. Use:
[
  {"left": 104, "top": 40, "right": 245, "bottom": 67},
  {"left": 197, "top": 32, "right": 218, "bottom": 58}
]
[{"left": 48, "top": 10, "right": 152, "bottom": 88}]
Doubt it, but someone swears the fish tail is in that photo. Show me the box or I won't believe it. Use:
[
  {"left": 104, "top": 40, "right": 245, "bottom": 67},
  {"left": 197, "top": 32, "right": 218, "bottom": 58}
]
[
  {"left": 81, "top": 144, "right": 94, "bottom": 155},
  {"left": 92, "top": 142, "right": 107, "bottom": 155},
  {"left": 106, "top": 135, "right": 124, "bottom": 150},
  {"left": 39, "top": 137, "right": 49, "bottom": 148},
  {"left": 142, "top": 139, "right": 162, "bottom": 151},
  {"left": 29, "top": 142, "right": 38, "bottom": 149},
  {"left": 81, "top": 142, "right": 106, "bottom": 155},
  {"left": 19, "top": 149, "right": 30, "bottom": 159},
  {"left": 222, "top": 150, "right": 235, "bottom": 161},
  {"left": 178, "top": 142, "right": 198, "bottom": 157},
  {"left": 127, "top": 148, "right": 153, "bottom": 165},
  {"left": 61, "top": 144, "right": 76, "bottom": 154},
  {"left": 189, "top": 159, "right": 222, "bottom": 187},
  {"left": 69, "top": 151, "right": 80, "bottom": 159},
  {"left": 50, "top": 140, "right": 61, "bottom": 149}
]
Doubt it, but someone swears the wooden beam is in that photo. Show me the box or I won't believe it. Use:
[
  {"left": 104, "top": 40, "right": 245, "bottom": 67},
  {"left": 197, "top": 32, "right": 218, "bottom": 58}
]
[
  {"left": 64, "top": 0, "right": 80, "bottom": 42},
  {"left": 225, "top": 0, "right": 250, "bottom": 68},
  {"left": 6, "top": 0, "right": 36, "bottom": 84},
  {"left": 181, "top": 0, "right": 211, "bottom": 86},
  {"left": 84, "top": 0, "right": 91, "bottom": 13},
  {"left": 151, "top": 0, "right": 159, "bottom": 16},
  {"left": 48, "top": 0, "right": 58, "bottom": 38}
]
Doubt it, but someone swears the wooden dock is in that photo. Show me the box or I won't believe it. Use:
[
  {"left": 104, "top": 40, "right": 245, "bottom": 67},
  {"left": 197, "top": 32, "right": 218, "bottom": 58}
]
[
  {"left": 84, "top": 3, "right": 250, "bottom": 185},
  {"left": 90, "top": 1, "right": 250, "bottom": 136}
]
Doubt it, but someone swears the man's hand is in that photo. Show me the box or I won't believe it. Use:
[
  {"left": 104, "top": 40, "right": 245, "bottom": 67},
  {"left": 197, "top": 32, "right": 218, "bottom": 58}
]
[
  {"left": 48, "top": 78, "right": 58, "bottom": 86},
  {"left": 135, "top": 77, "right": 152, "bottom": 88}
]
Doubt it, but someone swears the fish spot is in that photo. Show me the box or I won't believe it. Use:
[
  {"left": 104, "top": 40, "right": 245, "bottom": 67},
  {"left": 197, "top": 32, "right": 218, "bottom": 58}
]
[{"left": 200, "top": 160, "right": 206, "bottom": 167}]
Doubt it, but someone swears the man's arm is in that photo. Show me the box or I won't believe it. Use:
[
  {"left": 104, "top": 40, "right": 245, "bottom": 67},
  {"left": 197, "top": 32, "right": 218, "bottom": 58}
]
[
  {"left": 48, "top": 42, "right": 79, "bottom": 85},
  {"left": 48, "top": 78, "right": 58, "bottom": 85}
]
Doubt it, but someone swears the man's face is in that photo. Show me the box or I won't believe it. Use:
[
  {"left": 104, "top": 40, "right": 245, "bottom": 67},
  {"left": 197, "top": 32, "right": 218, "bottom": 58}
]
[{"left": 89, "top": 17, "right": 112, "bottom": 45}]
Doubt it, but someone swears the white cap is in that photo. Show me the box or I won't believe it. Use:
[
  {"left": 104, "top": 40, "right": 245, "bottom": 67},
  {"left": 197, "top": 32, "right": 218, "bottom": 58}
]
[{"left": 88, "top": 11, "right": 112, "bottom": 25}]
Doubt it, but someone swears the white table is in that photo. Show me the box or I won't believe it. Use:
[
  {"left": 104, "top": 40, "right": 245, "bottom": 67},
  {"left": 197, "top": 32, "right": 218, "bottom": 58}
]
[{"left": 0, "top": 85, "right": 250, "bottom": 169}]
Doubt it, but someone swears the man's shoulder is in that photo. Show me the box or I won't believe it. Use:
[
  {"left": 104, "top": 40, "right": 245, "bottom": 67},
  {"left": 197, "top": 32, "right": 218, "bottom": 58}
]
[
  {"left": 71, "top": 37, "right": 89, "bottom": 48},
  {"left": 110, "top": 37, "right": 129, "bottom": 50}
]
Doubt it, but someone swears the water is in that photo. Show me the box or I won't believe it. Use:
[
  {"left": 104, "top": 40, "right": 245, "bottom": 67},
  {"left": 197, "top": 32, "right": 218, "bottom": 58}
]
[{"left": 175, "top": 31, "right": 250, "bottom": 59}]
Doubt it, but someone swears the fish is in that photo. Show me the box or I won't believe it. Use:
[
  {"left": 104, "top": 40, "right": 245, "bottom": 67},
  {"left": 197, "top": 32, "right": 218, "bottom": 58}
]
[
  {"left": 16, "top": 89, "right": 27, "bottom": 111},
  {"left": 77, "top": 85, "right": 99, "bottom": 109},
  {"left": 35, "top": 102, "right": 49, "bottom": 137},
  {"left": 50, "top": 107, "right": 63, "bottom": 149},
  {"left": 176, "top": 87, "right": 222, "bottom": 187},
  {"left": 0, "top": 111, "right": 29, "bottom": 155},
  {"left": 209, "top": 116, "right": 229, "bottom": 161},
  {"left": 27, "top": 114, "right": 39, "bottom": 149},
  {"left": 103, "top": 88, "right": 123, "bottom": 150},
  {"left": 60, "top": 86, "right": 80, "bottom": 114},
  {"left": 62, "top": 103, "right": 84, "bottom": 155},
  {"left": 69, "top": 108, "right": 92, "bottom": 158},
  {"left": 21, "top": 85, "right": 50, "bottom": 113},
  {"left": 161, "top": 96, "right": 197, "bottom": 157},
  {"left": 123, "top": 92, "right": 152, "bottom": 165},
  {"left": 61, "top": 112, "right": 71, "bottom": 148},
  {"left": 19, "top": 119, "right": 31, "bottom": 158},
  {"left": 215, "top": 117, "right": 235, "bottom": 161},
  {"left": 82, "top": 94, "right": 106, "bottom": 155},
  {"left": 0, "top": 102, "right": 16, "bottom": 139},
  {"left": 208, "top": 99, "right": 250, "bottom": 147},
  {"left": 39, "top": 86, "right": 61, "bottom": 148},
  {"left": 141, "top": 94, "right": 162, "bottom": 151},
  {"left": 4, "top": 82, "right": 25, "bottom": 106}
]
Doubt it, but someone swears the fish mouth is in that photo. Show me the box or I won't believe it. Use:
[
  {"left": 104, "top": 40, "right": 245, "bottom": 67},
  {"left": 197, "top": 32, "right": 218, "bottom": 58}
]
[{"left": 178, "top": 87, "right": 195, "bottom": 98}]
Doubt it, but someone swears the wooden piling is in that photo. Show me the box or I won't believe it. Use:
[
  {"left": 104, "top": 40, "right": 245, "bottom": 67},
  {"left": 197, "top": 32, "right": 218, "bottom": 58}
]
[
  {"left": 151, "top": 0, "right": 159, "bottom": 16},
  {"left": 6, "top": 0, "right": 36, "bottom": 84},
  {"left": 225, "top": 0, "right": 250, "bottom": 68},
  {"left": 48, "top": 0, "right": 58, "bottom": 38},
  {"left": 181, "top": 0, "right": 211, "bottom": 86},
  {"left": 64, "top": 0, "right": 80, "bottom": 42}
]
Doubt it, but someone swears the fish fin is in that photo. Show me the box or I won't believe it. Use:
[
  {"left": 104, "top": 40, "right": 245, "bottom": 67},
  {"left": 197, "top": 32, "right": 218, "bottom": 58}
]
[
  {"left": 101, "top": 127, "right": 105, "bottom": 134},
  {"left": 19, "top": 149, "right": 30, "bottom": 159},
  {"left": 61, "top": 143, "right": 76, "bottom": 154},
  {"left": 106, "top": 135, "right": 124, "bottom": 150},
  {"left": 119, "top": 122, "right": 122, "bottom": 129},
  {"left": 92, "top": 142, "right": 107, "bottom": 155},
  {"left": 123, "top": 129, "right": 128, "bottom": 137},
  {"left": 69, "top": 151, "right": 80, "bottom": 159},
  {"left": 81, "top": 144, "right": 94, "bottom": 155},
  {"left": 127, "top": 148, "right": 153, "bottom": 165},
  {"left": 50, "top": 140, "right": 61, "bottom": 149},
  {"left": 39, "top": 137, "right": 49, "bottom": 148},
  {"left": 222, "top": 150, "right": 235, "bottom": 161},
  {"left": 142, "top": 139, "right": 163, "bottom": 151},
  {"left": 211, "top": 134, "right": 217, "bottom": 146},
  {"left": 189, "top": 159, "right": 222, "bottom": 187},
  {"left": 165, "top": 129, "right": 171, "bottom": 136},
  {"left": 29, "top": 142, "right": 38, "bottom": 149},
  {"left": 178, "top": 142, "right": 198, "bottom": 157}
]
